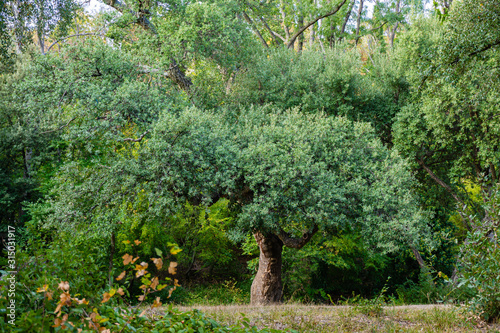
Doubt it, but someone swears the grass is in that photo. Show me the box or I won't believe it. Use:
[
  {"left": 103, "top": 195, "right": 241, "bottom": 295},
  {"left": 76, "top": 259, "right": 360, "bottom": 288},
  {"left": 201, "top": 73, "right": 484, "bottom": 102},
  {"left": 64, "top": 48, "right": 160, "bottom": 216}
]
[{"left": 151, "top": 304, "right": 500, "bottom": 332}]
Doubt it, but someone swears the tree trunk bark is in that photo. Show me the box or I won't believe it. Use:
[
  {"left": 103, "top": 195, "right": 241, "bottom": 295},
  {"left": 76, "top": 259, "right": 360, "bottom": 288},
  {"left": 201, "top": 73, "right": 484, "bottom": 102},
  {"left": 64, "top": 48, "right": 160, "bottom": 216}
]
[
  {"left": 389, "top": 0, "right": 400, "bottom": 48},
  {"left": 250, "top": 232, "right": 284, "bottom": 305},
  {"left": 338, "top": 0, "right": 355, "bottom": 43},
  {"left": 298, "top": 14, "right": 304, "bottom": 52},
  {"left": 355, "top": 0, "right": 364, "bottom": 45}
]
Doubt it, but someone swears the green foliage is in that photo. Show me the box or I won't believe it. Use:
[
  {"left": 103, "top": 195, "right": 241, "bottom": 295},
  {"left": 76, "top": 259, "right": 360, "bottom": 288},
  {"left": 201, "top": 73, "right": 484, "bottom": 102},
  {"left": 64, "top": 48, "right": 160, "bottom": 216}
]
[
  {"left": 231, "top": 48, "right": 408, "bottom": 144},
  {"left": 0, "top": 240, "right": 285, "bottom": 332},
  {"left": 102, "top": 0, "right": 257, "bottom": 108},
  {"left": 394, "top": 2, "right": 500, "bottom": 189},
  {"left": 169, "top": 280, "right": 250, "bottom": 305},
  {"left": 231, "top": 48, "right": 362, "bottom": 115},
  {"left": 41, "top": 101, "right": 427, "bottom": 254},
  {"left": 456, "top": 186, "right": 500, "bottom": 322},
  {"left": 166, "top": 200, "right": 240, "bottom": 277},
  {"left": 143, "top": 106, "right": 428, "bottom": 252},
  {"left": 392, "top": 10, "right": 500, "bottom": 318},
  {"left": 0, "top": 4, "right": 13, "bottom": 70},
  {"left": 395, "top": 268, "right": 451, "bottom": 305},
  {"left": 154, "top": 0, "right": 254, "bottom": 69},
  {"left": 278, "top": 232, "right": 391, "bottom": 302},
  {"left": 15, "top": 39, "right": 183, "bottom": 235},
  {"left": 0, "top": 234, "right": 108, "bottom": 318},
  {"left": 0, "top": 62, "right": 51, "bottom": 226},
  {"left": 2, "top": 0, "right": 485, "bottom": 314}
]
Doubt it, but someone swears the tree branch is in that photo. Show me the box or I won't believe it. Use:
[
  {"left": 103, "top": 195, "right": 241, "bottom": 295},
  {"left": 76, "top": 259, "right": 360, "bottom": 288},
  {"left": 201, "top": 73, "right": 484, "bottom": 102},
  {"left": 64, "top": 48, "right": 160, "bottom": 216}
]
[
  {"left": 245, "top": 2, "right": 284, "bottom": 44},
  {"left": 368, "top": 21, "right": 388, "bottom": 33},
  {"left": 451, "top": 39, "right": 500, "bottom": 65},
  {"left": 338, "top": 0, "right": 355, "bottom": 43},
  {"left": 139, "top": 63, "right": 193, "bottom": 90},
  {"left": 417, "top": 158, "right": 464, "bottom": 205},
  {"left": 277, "top": 224, "right": 318, "bottom": 249},
  {"left": 410, "top": 246, "right": 427, "bottom": 269},
  {"left": 418, "top": 38, "right": 500, "bottom": 106},
  {"left": 287, "top": 0, "right": 347, "bottom": 49},
  {"left": 417, "top": 158, "right": 473, "bottom": 231},
  {"left": 355, "top": 0, "right": 364, "bottom": 45},
  {"left": 242, "top": 12, "right": 268, "bottom": 48},
  {"left": 122, "top": 130, "right": 149, "bottom": 142},
  {"left": 279, "top": 2, "right": 290, "bottom": 43},
  {"left": 260, "top": 16, "right": 285, "bottom": 43},
  {"left": 40, "top": 117, "right": 77, "bottom": 134}
]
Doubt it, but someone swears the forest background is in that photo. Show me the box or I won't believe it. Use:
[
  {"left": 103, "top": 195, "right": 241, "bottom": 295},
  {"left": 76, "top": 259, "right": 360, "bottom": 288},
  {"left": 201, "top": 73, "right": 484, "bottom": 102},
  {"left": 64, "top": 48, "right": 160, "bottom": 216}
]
[{"left": 0, "top": 0, "right": 499, "bottom": 331}]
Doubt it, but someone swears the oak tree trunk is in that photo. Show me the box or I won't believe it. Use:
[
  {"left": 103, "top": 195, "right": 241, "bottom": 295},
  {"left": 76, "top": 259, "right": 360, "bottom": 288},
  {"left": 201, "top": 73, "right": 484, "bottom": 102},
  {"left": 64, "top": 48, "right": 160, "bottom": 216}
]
[{"left": 250, "top": 232, "right": 284, "bottom": 305}]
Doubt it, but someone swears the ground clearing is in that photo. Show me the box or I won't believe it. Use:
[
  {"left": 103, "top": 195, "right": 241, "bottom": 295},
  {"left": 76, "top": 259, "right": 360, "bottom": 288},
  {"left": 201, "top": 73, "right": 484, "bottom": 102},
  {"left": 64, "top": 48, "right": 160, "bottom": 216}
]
[{"left": 162, "top": 304, "right": 500, "bottom": 332}]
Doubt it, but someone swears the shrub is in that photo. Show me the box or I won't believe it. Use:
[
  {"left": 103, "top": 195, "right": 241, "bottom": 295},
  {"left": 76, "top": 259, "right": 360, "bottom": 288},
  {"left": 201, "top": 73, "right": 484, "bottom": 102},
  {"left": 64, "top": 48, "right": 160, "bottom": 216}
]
[
  {"left": 0, "top": 239, "right": 177, "bottom": 331},
  {"left": 456, "top": 186, "right": 500, "bottom": 322},
  {"left": 0, "top": 239, "right": 287, "bottom": 332},
  {"left": 168, "top": 279, "right": 250, "bottom": 305},
  {"left": 395, "top": 268, "right": 451, "bottom": 304}
]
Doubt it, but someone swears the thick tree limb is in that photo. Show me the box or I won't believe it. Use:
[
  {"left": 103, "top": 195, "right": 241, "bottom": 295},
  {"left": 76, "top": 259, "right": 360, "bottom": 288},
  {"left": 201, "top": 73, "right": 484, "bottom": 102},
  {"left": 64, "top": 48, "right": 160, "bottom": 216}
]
[
  {"left": 339, "top": 2, "right": 354, "bottom": 39},
  {"left": 389, "top": 0, "right": 400, "bottom": 48},
  {"left": 410, "top": 246, "right": 427, "bottom": 269},
  {"left": 338, "top": 0, "right": 355, "bottom": 43},
  {"left": 287, "top": 0, "right": 347, "bottom": 49},
  {"left": 139, "top": 62, "right": 193, "bottom": 90},
  {"left": 277, "top": 224, "right": 318, "bottom": 249},
  {"left": 166, "top": 59, "right": 193, "bottom": 90}
]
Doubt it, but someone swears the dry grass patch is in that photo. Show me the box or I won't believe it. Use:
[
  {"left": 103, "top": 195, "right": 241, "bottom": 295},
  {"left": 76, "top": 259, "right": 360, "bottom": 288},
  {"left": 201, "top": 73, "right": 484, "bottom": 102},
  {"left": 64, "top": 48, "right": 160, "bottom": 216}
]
[{"left": 157, "top": 304, "right": 500, "bottom": 332}]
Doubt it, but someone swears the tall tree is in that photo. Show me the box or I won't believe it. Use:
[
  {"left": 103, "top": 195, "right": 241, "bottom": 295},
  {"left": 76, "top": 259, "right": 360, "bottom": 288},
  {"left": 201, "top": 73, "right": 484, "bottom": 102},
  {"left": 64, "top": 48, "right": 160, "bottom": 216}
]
[{"left": 36, "top": 91, "right": 429, "bottom": 304}]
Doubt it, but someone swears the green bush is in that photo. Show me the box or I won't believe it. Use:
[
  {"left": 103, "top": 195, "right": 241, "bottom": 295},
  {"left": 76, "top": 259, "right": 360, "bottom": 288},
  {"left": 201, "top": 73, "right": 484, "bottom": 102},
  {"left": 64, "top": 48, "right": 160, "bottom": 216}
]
[
  {"left": 0, "top": 235, "right": 108, "bottom": 317},
  {"left": 0, "top": 240, "right": 286, "bottom": 332},
  {"left": 338, "top": 281, "right": 391, "bottom": 317},
  {"left": 231, "top": 48, "right": 408, "bottom": 145},
  {"left": 169, "top": 280, "right": 250, "bottom": 305},
  {"left": 395, "top": 268, "right": 451, "bottom": 304},
  {"left": 456, "top": 188, "right": 500, "bottom": 322}
]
